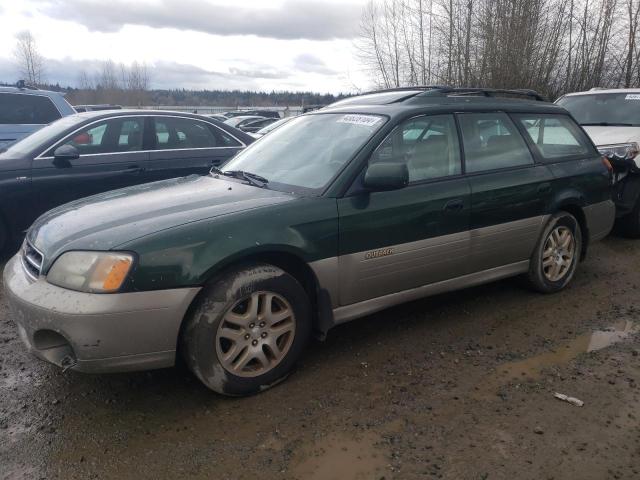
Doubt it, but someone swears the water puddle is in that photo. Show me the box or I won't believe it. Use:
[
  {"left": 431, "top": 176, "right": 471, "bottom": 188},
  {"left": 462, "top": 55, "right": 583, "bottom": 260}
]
[
  {"left": 289, "top": 430, "right": 386, "bottom": 480},
  {"left": 485, "top": 320, "right": 638, "bottom": 389}
]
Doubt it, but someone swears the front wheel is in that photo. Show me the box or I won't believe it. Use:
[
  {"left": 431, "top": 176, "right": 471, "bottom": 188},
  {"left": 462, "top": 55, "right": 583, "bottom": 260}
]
[
  {"left": 527, "top": 212, "right": 582, "bottom": 293},
  {"left": 181, "top": 263, "right": 311, "bottom": 396}
]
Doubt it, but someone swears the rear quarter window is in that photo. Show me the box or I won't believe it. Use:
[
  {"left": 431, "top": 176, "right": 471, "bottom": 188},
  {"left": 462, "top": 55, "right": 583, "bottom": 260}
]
[
  {"left": 514, "top": 114, "right": 593, "bottom": 160},
  {"left": 0, "top": 92, "right": 62, "bottom": 124}
]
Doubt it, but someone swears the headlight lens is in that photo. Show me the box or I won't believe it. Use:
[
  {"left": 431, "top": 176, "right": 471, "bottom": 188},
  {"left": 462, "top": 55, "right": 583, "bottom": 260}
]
[
  {"left": 47, "top": 251, "right": 133, "bottom": 293},
  {"left": 597, "top": 142, "right": 639, "bottom": 160}
]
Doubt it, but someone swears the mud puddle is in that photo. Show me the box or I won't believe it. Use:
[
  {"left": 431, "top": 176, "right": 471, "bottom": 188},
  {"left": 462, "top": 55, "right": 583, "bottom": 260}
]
[
  {"left": 483, "top": 320, "right": 638, "bottom": 390},
  {"left": 289, "top": 430, "right": 387, "bottom": 480}
]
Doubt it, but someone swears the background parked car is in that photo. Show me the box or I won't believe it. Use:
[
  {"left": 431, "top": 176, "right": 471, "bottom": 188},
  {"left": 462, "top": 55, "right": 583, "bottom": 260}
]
[
  {"left": 205, "top": 113, "right": 229, "bottom": 122},
  {"left": 223, "top": 115, "right": 268, "bottom": 129},
  {"left": 247, "top": 116, "right": 294, "bottom": 138},
  {"left": 223, "top": 110, "right": 280, "bottom": 119},
  {"left": 0, "top": 81, "right": 76, "bottom": 149},
  {"left": 236, "top": 117, "right": 279, "bottom": 133},
  {"left": 556, "top": 88, "right": 640, "bottom": 235},
  {"left": 0, "top": 110, "right": 253, "bottom": 252},
  {"left": 73, "top": 104, "right": 123, "bottom": 112}
]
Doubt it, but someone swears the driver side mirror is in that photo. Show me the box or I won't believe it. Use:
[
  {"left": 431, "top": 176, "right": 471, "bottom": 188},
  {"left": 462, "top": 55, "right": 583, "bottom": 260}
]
[
  {"left": 363, "top": 162, "right": 409, "bottom": 191},
  {"left": 53, "top": 145, "right": 79, "bottom": 166}
]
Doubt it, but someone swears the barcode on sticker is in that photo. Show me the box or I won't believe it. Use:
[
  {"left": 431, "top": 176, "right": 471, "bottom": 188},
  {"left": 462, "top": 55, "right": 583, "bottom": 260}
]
[
  {"left": 625, "top": 94, "right": 640, "bottom": 100},
  {"left": 337, "top": 115, "right": 382, "bottom": 127}
]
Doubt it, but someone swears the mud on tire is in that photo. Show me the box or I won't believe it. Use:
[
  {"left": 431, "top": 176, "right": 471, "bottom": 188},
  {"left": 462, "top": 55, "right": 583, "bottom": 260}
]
[{"left": 181, "top": 263, "right": 311, "bottom": 396}]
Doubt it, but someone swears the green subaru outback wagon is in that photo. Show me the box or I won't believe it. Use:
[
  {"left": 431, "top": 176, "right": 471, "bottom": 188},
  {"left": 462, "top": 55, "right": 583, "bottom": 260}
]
[{"left": 4, "top": 87, "right": 615, "bottom": 395}]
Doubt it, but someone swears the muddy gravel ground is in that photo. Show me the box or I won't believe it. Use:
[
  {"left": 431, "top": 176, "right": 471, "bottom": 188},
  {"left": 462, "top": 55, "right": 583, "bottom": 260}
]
[{"left": 1, "top": 235, "right": 640, "bottom": 480}]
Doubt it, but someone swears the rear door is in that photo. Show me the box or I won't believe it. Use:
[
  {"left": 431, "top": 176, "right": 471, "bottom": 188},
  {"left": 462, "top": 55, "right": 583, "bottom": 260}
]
[
  {"left": 32, "top": 116, "right": 150, "bottom": 213},
  {"left": 147, "top": 116, "right": 245, "bottom": 181},
  {"left": 337, "top": 114, "right": 471, "bottom": 305},
  {"left": 458, "top": 112, "right": 554, "bottom": 271}
]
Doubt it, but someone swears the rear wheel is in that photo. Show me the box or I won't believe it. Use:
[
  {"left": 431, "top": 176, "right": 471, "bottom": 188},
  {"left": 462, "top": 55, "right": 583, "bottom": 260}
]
[
  {"left": 527, "top": 211, "right": 582, "bottom": 293},
  {"left": 181, "top": 263, "right": 311, "bottom": 396}
]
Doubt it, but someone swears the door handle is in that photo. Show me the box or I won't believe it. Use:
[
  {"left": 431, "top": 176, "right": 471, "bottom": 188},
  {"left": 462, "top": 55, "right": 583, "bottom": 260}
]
[
  {"left": 124, "top": 165, "right": 144, "bottom": 174},
  {"left": 443, "top": 199, "right": 464, "bottom": 211}
]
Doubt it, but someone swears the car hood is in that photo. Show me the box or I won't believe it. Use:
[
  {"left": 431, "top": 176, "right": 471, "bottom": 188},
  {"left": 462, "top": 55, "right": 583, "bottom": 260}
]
[
  {"left": 28, "top": 175, "right": 296, "bottom": 265},
  {"left": 582, "top": 126, "right": 640, "bottom": 147},
  {"left": 0, "top": 124, "right": 41, "bottom": 149}
]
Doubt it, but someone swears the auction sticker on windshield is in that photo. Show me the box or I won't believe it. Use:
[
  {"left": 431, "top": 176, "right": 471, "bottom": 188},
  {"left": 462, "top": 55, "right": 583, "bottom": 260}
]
[
  {"left": 337, "top": 114, "right": 383, "bottom": 127},
  {"left": 625, "top": 94, "right": 640, "bottom": 100}
]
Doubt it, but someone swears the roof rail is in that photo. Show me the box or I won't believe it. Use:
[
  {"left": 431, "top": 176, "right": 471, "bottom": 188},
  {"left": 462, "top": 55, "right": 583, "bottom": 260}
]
[
  {"left": 359, "top": 85, "right": 547, "bottom": 102},
  {"left": 16, "top": 80, "right": 39, "bottom": 91},
  {"left": 421, "top": 87, "right": 547, "bottom": 102}
]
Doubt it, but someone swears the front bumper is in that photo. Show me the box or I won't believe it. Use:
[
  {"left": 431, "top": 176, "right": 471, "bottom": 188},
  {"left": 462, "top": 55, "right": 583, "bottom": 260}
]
[{"left": 3, "top": 255, "right": 200, "bottom": 373}]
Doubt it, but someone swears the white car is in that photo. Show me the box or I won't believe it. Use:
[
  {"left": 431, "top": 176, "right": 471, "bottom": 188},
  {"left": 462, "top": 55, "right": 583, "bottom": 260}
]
[{"left": 557, "top": 89, "right": 640, "bottom": 235}]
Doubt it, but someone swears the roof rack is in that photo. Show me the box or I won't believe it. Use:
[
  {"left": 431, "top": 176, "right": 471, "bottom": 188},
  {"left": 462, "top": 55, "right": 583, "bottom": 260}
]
[
  {"left": 16, "top": 80, "right": 39, "bottom": 91},
  {"left": 421, "top": 87, "right": 547, "bottom": 102},
  {"left": 360, "top": 85, "right": 547, "bottom": 102}
]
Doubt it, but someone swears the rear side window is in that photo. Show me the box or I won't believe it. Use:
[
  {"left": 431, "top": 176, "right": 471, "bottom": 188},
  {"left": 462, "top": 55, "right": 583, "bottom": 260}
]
[
  {"left": 153, "top": 117, "right": 241, "bottom": 150},
  {"left": 458, "top": 113, "right": 533, "bottom": 173},
  {"left": 514, "top": 114, "right": 591, "bottom": 159},
  {"left": 0, "top": 93, "right": 61, "bottom": 124}
]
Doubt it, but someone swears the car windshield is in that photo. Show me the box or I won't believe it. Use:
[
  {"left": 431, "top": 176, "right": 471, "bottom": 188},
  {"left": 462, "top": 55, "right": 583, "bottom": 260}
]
[
  {"left": 557, "top": 93, "right": 640, "bottom": 126},
  {"left": 221, "top": 113, "right": 386, "bottom": 193},
  {"left": 0, "top": 115, "right": 82, "bottom": 157}
]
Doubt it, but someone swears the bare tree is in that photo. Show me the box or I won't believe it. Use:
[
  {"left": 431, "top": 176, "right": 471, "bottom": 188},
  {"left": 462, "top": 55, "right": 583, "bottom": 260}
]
[
  {"left": 13, "top": 31, "right": 45, "bottom": 85},
  {"left": 357, "top": 0, "right": 640, "bottom": 98}
]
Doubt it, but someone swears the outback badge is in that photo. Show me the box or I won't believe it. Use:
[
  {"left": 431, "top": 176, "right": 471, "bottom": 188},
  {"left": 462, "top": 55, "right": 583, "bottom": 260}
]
[{"left": 365, "top": 248, "right": 394, "bottom": 260}]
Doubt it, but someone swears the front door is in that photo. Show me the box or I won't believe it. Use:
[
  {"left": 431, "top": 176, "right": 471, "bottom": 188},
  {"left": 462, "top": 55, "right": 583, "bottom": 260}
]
[
  {"left": 337, "top": 114, "right": 471, "bottom": 306},
  {"left": 32, "top": 116, "right": 150, "bottom": 215},
  {"left": 147, "top": 116, "right": 244, "bottom": 182},
  {"left": 457, "top": 112, "right": 554, "bottom": 271}
]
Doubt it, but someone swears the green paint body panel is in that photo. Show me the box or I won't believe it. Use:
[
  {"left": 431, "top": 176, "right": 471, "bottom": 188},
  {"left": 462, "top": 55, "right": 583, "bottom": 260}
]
[{"left": 338, "top": 177, "right": 471, "bottom": 254}]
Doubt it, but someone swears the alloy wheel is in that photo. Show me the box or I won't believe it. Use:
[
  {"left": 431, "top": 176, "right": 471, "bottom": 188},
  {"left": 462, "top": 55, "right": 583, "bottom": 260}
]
[
  {"left": 215, "top": 291, "right": 296, "bottom": 377},
  {"left": 542, "top": 226, "right": 575, "bottom": 282}
]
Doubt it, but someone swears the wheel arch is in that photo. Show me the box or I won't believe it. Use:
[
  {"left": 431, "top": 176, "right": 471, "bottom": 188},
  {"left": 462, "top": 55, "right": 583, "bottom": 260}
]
[{"left": 176, "top": 247, "right": 335, "bottom": 356}]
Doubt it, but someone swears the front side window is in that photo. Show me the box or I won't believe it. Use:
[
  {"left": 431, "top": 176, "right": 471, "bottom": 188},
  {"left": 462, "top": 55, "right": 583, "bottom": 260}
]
[
  {"left": 222, "top": 113, "right": 387, "bottom": 192},
  {"left": 515, "top": 114, "right": 591, "bottom": 159},
  {"left": 52, "top": 117, "right": 144, "bottom": 155},
  {"left": 0, "top": 93, "right": 61, "bottom": 124},
  {"left": 458, "top": 112, "right": 533, "bottom": 173},
  {"left": 154, "top": 117, "right": 240, "bottom": 149},
  {"left": 370, "top": 114, "right": 461, "bottom": 182}
]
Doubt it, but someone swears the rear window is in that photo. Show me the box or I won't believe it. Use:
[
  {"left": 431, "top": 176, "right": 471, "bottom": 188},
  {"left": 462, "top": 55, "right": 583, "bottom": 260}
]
[
  {"left": 0, "top": 92, "right": 62, "bottom": 124},
  {"left": 514, "top": 114, "right": 592, "bottom": 159}
]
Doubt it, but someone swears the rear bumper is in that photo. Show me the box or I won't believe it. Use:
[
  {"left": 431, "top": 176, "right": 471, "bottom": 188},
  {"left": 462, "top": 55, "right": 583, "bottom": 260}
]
[
  {"left": 3, "top": 255, "right": 200, "bottom": 373},
  {"left": 584, "top": 199, "right": 616, "bottom": 242}
]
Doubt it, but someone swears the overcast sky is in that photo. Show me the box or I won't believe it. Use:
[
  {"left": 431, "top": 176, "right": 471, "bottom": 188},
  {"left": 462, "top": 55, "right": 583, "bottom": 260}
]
[{"left": 0, "top": 0, "right": 370, "bottom": 93}]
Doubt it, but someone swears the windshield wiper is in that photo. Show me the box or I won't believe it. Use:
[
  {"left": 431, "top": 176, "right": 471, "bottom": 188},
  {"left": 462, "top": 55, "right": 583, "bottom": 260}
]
[
  {"left": 222, "top": 170, "right": 269, "bottom": 188},
  {"left": 581, "top": 122, "right": 635, "bottom": 127}
]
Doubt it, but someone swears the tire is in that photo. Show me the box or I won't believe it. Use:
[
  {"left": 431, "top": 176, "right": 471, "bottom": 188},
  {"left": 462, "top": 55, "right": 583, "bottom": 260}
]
[
  {"left": 619, "top": 196, "right": 640, "bottom": 238},
  {"left": 527, "top": 211, "right": 582, "bottom": 293},
  {"left": 181, "top": 263, "right": 311, "bottom": 396}
]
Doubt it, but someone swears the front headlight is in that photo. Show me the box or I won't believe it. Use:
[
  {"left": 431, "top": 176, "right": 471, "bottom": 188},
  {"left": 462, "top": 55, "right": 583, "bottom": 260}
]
[
  {"left": 597, "top": 142, "right": 639, "bottom": 162},
  {"left": 47, "top": 251, "right": 133, "bottom": 293}
]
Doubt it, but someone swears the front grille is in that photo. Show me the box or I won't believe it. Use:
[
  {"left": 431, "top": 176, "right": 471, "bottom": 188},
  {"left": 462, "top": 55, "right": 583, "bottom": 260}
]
[{"left": 21, "top": 240, "right": 43, "bottom": 280}]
